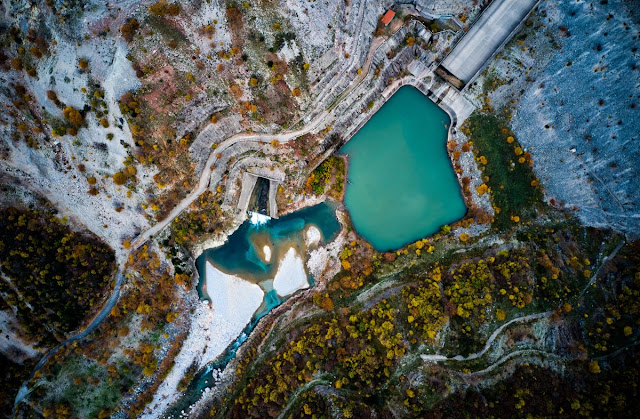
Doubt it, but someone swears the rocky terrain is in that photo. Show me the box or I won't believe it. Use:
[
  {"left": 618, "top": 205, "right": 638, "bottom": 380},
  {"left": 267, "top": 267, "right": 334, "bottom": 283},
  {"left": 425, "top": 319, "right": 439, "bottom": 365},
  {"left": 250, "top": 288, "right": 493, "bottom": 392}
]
[{"left": 470, "top": 0, "right": 640, "bottom": 237}]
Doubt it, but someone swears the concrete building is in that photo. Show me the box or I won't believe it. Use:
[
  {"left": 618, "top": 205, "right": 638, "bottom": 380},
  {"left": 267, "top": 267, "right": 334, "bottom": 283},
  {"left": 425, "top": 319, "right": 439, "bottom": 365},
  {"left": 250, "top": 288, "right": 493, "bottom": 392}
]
[{"left": 381, "top": 10, "right": 395, "bottom": 26}]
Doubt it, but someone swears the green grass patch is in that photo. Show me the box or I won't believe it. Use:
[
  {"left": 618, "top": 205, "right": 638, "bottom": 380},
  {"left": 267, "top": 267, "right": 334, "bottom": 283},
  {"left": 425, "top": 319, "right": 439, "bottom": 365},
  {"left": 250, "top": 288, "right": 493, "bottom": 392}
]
[{"left": 462, "top": 112, "right": 544, "bottom": 231}]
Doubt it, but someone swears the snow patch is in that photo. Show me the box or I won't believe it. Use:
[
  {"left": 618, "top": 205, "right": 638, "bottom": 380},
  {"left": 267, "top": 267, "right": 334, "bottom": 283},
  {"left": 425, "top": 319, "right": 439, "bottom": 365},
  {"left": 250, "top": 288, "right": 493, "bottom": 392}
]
[
  {"left": 0, "top": 310, "right": 40, "bottom": 363},
  {"left": 304, "top": 225, "right": 321, "bottom": 247},
  {"left": 278, "top": 40, "right": 301, "bottom": 63},
  {"left": 205, "top": 262, "right": 264, "bottom": 321},
  {"left": 308, "top": 229, "right": 347, "bottom": 280},
  {"left": 103, "top": 40, "right": 142, "bottom": 100}
]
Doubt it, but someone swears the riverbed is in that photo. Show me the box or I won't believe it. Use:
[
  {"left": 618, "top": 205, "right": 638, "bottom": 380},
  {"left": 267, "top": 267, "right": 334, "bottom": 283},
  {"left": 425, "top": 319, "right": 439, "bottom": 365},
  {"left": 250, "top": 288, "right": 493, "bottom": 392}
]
[{"left": 162, "top": 202, "right": 340, "bottom": 416}]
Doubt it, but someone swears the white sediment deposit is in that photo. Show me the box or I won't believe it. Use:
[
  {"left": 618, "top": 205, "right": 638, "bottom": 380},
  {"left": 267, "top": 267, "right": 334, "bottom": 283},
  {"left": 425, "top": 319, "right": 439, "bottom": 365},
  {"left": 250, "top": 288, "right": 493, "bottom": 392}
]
[
  {"left": 205, "top": 262, "right": 265, "bottom": 321},
  {"left": 305, "top": 225, "right": 322, "bottom": 247},
  {"left": 308, "top": 228, "right": 347, "bottom": 281},
  {"left": 142, "top": 262, "right": 263, "bottom": 418},
  {"left": 263, "top": 245, "right": 272, "bottom": 263},
  {"left": 273, "top": 247, "right": 309, "bottom": 297}
]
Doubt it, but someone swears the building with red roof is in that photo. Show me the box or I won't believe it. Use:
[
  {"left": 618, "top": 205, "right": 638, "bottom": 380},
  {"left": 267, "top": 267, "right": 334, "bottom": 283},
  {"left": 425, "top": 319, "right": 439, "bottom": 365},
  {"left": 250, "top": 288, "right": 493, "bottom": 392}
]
[{"left": 381, "top": 10, "right": 395, "bottom": 26}]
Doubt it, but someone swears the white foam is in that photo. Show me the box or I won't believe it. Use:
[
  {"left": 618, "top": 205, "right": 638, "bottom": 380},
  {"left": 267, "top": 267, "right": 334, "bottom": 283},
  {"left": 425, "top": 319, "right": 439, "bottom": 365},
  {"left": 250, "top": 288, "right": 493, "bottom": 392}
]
[{"left": 249, "top": 212, "right": 271, "bottom": 225}]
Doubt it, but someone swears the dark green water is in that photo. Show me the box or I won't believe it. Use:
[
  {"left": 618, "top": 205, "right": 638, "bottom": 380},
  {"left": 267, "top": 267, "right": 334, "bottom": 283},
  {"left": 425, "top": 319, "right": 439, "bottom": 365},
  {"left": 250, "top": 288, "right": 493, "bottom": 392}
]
[{"left": 340, "top": 86, "right": 466, "bottom": 251}]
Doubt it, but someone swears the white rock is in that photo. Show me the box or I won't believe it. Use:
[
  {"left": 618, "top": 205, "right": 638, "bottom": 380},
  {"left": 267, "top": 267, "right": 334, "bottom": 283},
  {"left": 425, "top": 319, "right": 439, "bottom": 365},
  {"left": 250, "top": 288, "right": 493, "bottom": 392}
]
[
  {"left": 205, "top": 262, "right": 264, "bottom": 322},
  {"left": 305, "top": 225, "right": 322, "bottom": 247},
  {"left": 141, "top": 263, "right": 263, "bottom": 418},
  {"left": 263, "top": 245, "right": 272, "bottom": 263},
  {"left": 272, "top": 247, "right": 308, "bottom": 297}
]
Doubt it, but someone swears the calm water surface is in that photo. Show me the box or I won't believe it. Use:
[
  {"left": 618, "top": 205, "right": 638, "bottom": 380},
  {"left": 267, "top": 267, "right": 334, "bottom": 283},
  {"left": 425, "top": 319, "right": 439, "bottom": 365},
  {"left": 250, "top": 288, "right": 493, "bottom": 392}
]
[
  {"left": 340, "top": 86, "right": 466, "bottom": 251},
  {"left": 196, "top": 201, "right": 340, "bottom": 293}
]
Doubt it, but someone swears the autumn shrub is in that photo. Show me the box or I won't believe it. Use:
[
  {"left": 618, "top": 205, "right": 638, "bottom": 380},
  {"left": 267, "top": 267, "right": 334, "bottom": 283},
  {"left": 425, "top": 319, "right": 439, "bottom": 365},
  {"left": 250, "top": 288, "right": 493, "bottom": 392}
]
[
  {"left": 113, "top": 172, "right": 127, "bottom": 185},
  {"left": 120, "top": 18, "right": 140, "bottom": 42},
  {"left": 233, "top": 298, "right": 405, "bottom": 417},
  {"left": 305, "top": 156, "right": 345, "bottom": 198},
  {"left": 35, "top": 352, "right": 132, "bottom": 418},
  {"left": 0, "top": 354, "right": 37, "bottom": 415},
  {"left": 149, "top": 0, "right": 180, "bottom": 16},
  {"left": 427, "top": 356, "right": 640, "bottom": 418},
  {"left": 0, "top": 207, "right": 115, "bottom": 344},
  {"left": 217, "top": 224, "right": 622, "bottom": 419},
  {"left": 46, "top": 89, "right": 61, "bottom": 106},
  {"left": 579, "top": 240, "right": 640, "bottom": 354},
  {"left": 403, "top": 274, "right": 448, "bottom": 343},
  {"left": 169, "top": 191, "right": 229, "bottom": 247},
  {"left": 78, "top": 57, "right": 88, "bottom": 70},
  {"left": 29, "top": 45, "right": 43, "bottom": 58},
  {"left": 10, "top": 57, "right": 23, "bottom": 71},
  {"left": 62, "top": 106, "right": 83, "bottom": 127}
]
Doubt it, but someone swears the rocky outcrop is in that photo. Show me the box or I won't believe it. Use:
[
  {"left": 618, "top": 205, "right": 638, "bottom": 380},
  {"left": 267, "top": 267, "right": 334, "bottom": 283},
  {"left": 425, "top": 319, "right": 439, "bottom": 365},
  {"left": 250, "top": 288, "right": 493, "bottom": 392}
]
[{"left": 508, "top": 0, "right": 640, "bottom": 237}]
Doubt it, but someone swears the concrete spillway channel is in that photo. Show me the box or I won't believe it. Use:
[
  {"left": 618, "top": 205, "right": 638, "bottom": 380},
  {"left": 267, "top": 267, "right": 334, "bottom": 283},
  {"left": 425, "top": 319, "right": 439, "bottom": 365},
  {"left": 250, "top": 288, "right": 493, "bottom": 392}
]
[
  {"left": 248, "top": 176, "right": 270, "bottom": 215},
  {"left": 437, "top": 0, "right": 540, "bottom": 88},
  {"left": 237, "top": 172, "right": 280, "bottom": 218}
]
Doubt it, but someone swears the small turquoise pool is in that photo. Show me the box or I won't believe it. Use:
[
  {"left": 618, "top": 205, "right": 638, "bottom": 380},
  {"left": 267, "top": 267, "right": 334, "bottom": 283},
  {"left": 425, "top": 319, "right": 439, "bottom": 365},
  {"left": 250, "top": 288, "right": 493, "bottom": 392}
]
[
  {"left": 167, "top": 202, "right": 340, "bottom": 416},
  {"left": 340, "top": 86, "right": 466, "bottom": 251},
  {"left": 196, "top": 201, "right": 340, "bottom": 293}
]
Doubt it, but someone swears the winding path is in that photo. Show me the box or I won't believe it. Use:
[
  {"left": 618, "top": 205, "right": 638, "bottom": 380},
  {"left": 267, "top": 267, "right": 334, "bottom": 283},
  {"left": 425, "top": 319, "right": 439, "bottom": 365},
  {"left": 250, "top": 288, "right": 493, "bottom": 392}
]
[
  {"left": 13, "top": 269, "right": 125, "bottom": 411},
  {"left": 11, "top": 106, "right": 334, "bottom": 413},
  {"left": 130, "top": 32, "right": 397, "bottom": 249},
  {"left": 130, "top": 109, "right": 328, "bottom": 249},
  {"left": 12, "top": 22, "right": 393, "bottom": 413},
  {"left": 12, "top": 4, "right": 621, "bottom": 413},
  {"left": 420, "top": 311, "right": 553, "bottom": 363},
  {"left": 132, "top": 19, "right": 425, "bottom": 250},
  {"left": 420, "top": 238, "right": 626, "bottom": 366},
  {"left": 577, "top": 240, "right": 624, "bottom": 300}
]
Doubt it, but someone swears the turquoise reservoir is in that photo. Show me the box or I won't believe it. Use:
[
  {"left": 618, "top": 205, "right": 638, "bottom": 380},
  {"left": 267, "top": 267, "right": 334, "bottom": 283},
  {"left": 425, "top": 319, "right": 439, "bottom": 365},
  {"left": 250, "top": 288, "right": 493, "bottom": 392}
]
[{"left": 340, "top": 86, "right": 466, "bottom": 251}]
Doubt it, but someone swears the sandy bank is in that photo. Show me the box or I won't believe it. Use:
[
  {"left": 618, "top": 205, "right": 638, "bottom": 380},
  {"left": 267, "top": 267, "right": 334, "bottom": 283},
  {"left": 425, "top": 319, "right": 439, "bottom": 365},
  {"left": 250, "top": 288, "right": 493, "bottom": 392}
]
[
  {"left": 205, "top": 262, "right": 265, "bottom": 320},
  {"left": 305, "top": 225, "right": 321, "bottom": 247}
]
